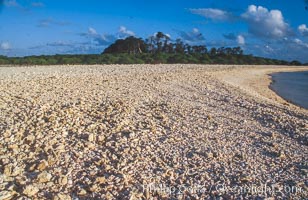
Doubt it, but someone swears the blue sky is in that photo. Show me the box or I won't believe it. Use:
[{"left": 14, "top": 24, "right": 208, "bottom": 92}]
[{"left": 1, "top": 0, "right": 308, "bottom": 62}]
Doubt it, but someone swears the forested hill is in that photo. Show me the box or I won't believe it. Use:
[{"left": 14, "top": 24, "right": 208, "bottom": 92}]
[{"left": 0, "top": 32, "right": 305, "bottom": 66}]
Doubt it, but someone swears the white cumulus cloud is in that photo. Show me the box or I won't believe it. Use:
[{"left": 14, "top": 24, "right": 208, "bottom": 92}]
[
  {"left": 88, "top": 27, "right": 98, "bottom": 35},
  {"left": 293, "top": 38, "right": 308, "bottom": 48},
  {"left": 236, "top": 35, "right": 245, "bottom": 45},
  {"left": 241, "top": 5, "right": 291, "bottom": 38},
  {"left": 0, "top": 42, "right": 11, "bottom": 50},
  {"left": 179, "top": 28, "right": 205, "bottom": 44},
  {"left": 80, "top": 26, "right": 136, "bottom": 47},
  {"left": 119, "top": 26, "right": 135, "bottom": 37},
  {"left": 192, "top": 28, "right": 199, "bottom": 33},
  {"left": 80, "top": 27, "right": 116, "bottom": 46},
  {"left": 190, "top": 8, "right": 232, "bottom": 21},
  {"left": 298, "top": 24, "right": 308, "bottom": 36}
]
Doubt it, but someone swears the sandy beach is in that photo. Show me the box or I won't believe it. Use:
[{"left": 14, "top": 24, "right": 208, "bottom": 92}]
[{"left": 0, "top": 64, "right": 307, "bottom": 199}]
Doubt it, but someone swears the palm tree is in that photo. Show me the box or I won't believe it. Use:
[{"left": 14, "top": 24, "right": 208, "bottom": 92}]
[
  {"left": 175, "top": 39, "right": 185, "bottom": 54},
  {"left": 210, "top": 47, "right": 217, "bottom": 56},
  {"left": 162, "top": 34, "right": 171, "bottom": 53},
  {"left": 145, "top": 36, "right": 156, "bottom": 53},
  {"left": 155, "top": 32, "right": 165, "bottom": 53}
]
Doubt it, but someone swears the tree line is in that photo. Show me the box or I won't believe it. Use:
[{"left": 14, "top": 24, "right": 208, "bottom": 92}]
[
  {"left": 103, "top": 32, "right": 243, "bottom": 56},
  {"left": 0, "top": 31, "right": 304, "bottom": 66}
]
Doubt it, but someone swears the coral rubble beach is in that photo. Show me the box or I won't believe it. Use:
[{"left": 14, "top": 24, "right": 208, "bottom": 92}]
[{"left": 0, "top": 64, "right": 307, "bottom": 199}]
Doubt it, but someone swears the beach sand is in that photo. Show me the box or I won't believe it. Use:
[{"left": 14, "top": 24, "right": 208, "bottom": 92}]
[
  {"left": 217, "top": 66, "right": 308, "bottom": 110},
  {"left": 0, "top": 65, "right": 307, "bottom": 199}
]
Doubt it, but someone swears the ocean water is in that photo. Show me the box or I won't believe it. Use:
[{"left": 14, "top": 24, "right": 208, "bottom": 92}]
[{"left": 270, "top": 71, "right": 308, "bottom": 109}]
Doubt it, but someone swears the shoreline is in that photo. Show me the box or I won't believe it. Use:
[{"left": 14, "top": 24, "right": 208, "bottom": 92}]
[
  {"left": 270, "top": 71, "right": 308, "bottom": 109},
  {"left": 217, "top": 66, "right": 308, "bottom": 112}
]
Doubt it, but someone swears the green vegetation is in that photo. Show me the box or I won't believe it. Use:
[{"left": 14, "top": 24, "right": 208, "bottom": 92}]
[
  {"left": 1, "top": 53, "right": 299, "bottom": 65},
  {"left": 0, "top": 32, "right": 305, "bottom": 65}
]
